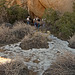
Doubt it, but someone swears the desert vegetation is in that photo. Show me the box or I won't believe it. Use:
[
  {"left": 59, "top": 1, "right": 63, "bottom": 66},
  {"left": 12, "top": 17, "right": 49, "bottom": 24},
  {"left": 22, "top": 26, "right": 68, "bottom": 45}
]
[
  {"left": 43, "top": 2, "right": 75, "bottom": 40},
  {"left": 0, "top": 0, "right": 75, "bottom": 75},
  {"left": 0, "top": 0, "right": 8, "bottom": 23},
  {"left": 0, "top": 59, "right": 37, "bottom": 75},
  {"left": 43, "top": 52, "right": 75, "bottom": 75},
  {"left": 6, "top": 5, "right": 28, "bottom": 24},
  {"left": 20, "top": 32, "right": 49, "bottom": 50},
  {"left": 0, "top": 22, "right": 35, "bottom": 46},
  {"left": 0, "top": 0, "right": 28, "bottom": 24}
]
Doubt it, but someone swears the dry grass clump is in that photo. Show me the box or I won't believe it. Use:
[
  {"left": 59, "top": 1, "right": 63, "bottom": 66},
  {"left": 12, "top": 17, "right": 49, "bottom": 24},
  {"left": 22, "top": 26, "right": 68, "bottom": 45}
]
[
  {"left": 12, "top": 21, "right": 35, "bottom": 37},
  {"left": 20, "top": 32, "right": 49, "bottom": 50},
  {"left": 0, "top": 6, "right": 7, "bottom": 23},
  {"left": 0, "top": 59, "right": 29, "bottom": 75},
  {"left": 0, "top": 26, "right": 19, "bottom": 46},
  {"left": 0, "top": 58, "right": 37, "bottom": 75},
  {"left": 0, "top": 22, "right": 35, "bottom": 46},
  {"left": 43, "top": 52, "right": 75, "bottom": 75}
]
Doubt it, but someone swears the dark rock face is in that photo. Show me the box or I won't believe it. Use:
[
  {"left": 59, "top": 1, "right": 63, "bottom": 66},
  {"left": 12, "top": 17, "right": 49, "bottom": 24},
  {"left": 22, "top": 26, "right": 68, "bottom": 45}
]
[{"left": 69, "top": 34, "right": 75, "bottom": 49}]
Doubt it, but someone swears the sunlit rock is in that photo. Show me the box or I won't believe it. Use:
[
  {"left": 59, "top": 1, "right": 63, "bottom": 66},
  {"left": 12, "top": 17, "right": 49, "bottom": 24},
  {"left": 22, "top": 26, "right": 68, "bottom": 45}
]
[{"left": 0, "top": 57, "right": 11, "bottom": 64}]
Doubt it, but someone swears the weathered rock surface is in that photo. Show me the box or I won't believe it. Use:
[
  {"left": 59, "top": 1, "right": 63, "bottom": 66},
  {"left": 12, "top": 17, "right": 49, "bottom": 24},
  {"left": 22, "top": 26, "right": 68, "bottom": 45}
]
[
  {"left": 6, "top": 0, "right": 74, "bottom": 18},
  {"left": 28, "top": 0, "right": 74, "bottom": 18},
  {"left": 6, "top": 0, "right": 27, "bottom": 8},
  {"left": 69, "top": 34, "right": 75, "bottom": 49}
]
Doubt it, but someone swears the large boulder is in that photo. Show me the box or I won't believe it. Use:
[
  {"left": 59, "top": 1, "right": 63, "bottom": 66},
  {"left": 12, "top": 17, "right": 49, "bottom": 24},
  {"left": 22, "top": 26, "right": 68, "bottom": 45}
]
[
  {"left": 28, "top": 0, "right": 74, "bottom": 18},
  {"left": 69, "top": 34, "right": 75, "bottom": 49},
  {"left": 6, "top": 0, "right": 74, "bottom": 18}
]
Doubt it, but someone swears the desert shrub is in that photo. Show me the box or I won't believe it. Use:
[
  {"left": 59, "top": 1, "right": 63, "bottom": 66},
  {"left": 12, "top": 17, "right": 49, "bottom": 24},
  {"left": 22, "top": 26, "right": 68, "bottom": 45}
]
[
  {"left": 55, "top": 12, "right": 75, "bottom": 39},
  {"left": 0, "top": 0, "right": 28, "bottom": 24},
  {"left": 0, "top": 0, "right": 7, "bottom": 23},
  {"left": 43, "top": 8, "right": 59, "bottom": 25},
  {"left": 7, "top": 5, "right": 28, "bottom": 24},
  {"left": 0, "top": 59, "right": 30, "bottom": 75},
  {"left": 43, "top": 52, "right": 75, "bottom": 75},
  {"left": 20, "top": 32, "right": 49, "bottom": 50},
  {"left": 0, "top": 26, "right": 19, "bottom": 46},
  {"left": 0, "top": 22, "right": 35, "bottom": 46},
  {"left": 0, "top": 58, "right": 37, "bottom": 75},
  {"left": 43, "top": 5, "right": 75, "bottom": 40}
]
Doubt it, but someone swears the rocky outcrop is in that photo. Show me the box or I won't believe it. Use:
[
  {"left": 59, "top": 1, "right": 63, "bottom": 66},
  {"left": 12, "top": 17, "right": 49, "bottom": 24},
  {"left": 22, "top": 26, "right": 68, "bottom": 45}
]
[
  {"left": 6, "top": 0, "right": 74, "bottom": 18},
  {"left": 69, "top": 34, "right": 75, "bottom": 49},
  {"left": 28, "top": 0, "right": 45, "bottom": 18},
  {"left": 28, "top": 0, "right": 74, "bottom": 18}
]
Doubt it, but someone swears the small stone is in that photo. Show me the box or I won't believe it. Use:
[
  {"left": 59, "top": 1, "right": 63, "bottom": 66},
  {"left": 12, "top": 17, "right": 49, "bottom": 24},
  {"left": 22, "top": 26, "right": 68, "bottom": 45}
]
[
  {"left": 24, "top": 57, "right": 31, "bottom": 62},
  {"left": 57, "top": 51, "right": 60, "bottom": 53},
  {"left": 33, "top": 59, "right": 40, "bottom": 64}
]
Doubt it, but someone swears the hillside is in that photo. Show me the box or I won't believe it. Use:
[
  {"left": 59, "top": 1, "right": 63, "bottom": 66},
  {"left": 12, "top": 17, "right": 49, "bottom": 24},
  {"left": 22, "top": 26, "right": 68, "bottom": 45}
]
[{"left": 0, "top": 0, "right": 75, "bottom": 75}]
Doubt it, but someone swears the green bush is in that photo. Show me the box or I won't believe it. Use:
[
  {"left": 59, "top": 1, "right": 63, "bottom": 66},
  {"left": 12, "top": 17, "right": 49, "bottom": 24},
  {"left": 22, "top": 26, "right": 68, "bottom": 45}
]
[
  {"left": 0, "top": 0, "right": 5, "bottom": 7},
  {"left": 43, "top": 4, "right": 75, "bottom": 40},
  {"left": 0, "top": 0, "right": 7, "bottom": 23},
  {"left": 7, "top": 5, "right": 28, "bottom": 24},
  {"left": 43, "top": 8, "right": 59, "bottom": 24},
  {"left": 55, "top": 12, "right": 75, "bottom": 39},
  {"left": 0, "top": 1, "right": 28, "bottom": 24}
]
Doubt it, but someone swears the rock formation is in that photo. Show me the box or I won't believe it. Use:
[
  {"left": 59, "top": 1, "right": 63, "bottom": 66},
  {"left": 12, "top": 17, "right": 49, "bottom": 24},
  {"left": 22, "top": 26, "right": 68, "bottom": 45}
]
[
  {"left": 69, "top": 34, "right": 75, "bottom": 49},
  {"left": 6, "top": 0, "right": 27, "bottom": 8},
  {"left": 28, "top": 0, "right": 74, "bottom": 18},
  {"left": 6, "top": 0, "right": 75, "bottom": 18}
]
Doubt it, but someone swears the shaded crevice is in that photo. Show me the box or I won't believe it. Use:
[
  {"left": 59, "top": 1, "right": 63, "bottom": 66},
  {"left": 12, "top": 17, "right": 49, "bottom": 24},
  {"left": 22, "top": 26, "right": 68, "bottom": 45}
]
[{"left": 38, "top": 0, "right": 46, "bottom": 9}]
